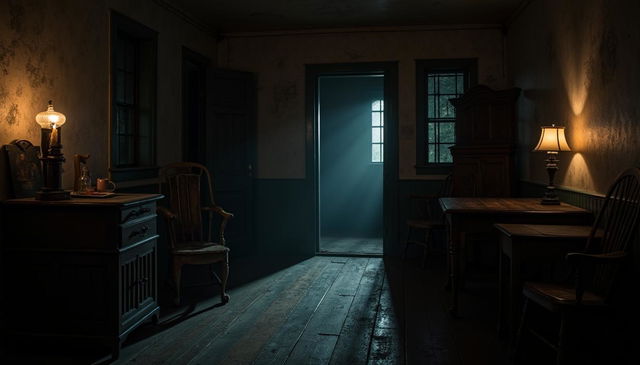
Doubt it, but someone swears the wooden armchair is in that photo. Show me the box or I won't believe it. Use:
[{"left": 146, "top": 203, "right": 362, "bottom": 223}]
[
  {"left": 404, "top": 174, "right": 453, "bottom": 267},
  {"left": 513, "top": 167, "right": 640, "bottom": 364},
  {"left": 158, "top": 162, "right": 234, "bottom": 305}
]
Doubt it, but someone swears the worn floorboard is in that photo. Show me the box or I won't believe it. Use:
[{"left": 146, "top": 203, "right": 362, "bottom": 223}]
[{"left": 3, "top": 255, "right": 512, "bottom": 364}]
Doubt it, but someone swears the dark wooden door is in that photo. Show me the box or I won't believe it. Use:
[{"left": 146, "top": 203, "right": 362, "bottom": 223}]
[{"left": 206, "top": 69, "right": 255, "bottom": 257}]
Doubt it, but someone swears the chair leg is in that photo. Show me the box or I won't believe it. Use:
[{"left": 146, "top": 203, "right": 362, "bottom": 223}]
[
  {"left": 220, "top": 255, "right": 230, "bottom": 304},
  {"left": 172, "top": 260, "right": 183, "bottom": 306},
  {"left": 421, "top": 228, "right": 432, "bottom": 269},
  {"left": 556, "top": 312, "right": 568, "bottom": 365},
  {"left": 512, "top": 297, "right": 529, "bottom": 363},
  {"left": 403, "top": 227, "right": 412, "bottom": 260}
]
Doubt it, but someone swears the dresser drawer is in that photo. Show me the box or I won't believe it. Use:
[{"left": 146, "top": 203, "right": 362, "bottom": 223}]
[
  {"left": 121, "top": 203, "right": 155, "bottom": 224},
  {"left": 121, "top": 216, "right": 157, "bottom": 248}
]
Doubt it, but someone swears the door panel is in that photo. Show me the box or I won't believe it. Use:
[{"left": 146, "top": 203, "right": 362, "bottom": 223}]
[{"left": 206, "top": 69, "right": 255, "bottom": 257}]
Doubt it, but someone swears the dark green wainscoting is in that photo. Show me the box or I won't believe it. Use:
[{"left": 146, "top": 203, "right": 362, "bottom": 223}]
[{"left": 254, "top": 178, "right": 316, "bottom": 258}]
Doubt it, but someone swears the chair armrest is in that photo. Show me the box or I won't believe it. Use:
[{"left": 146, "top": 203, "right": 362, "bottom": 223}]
[
  {"left": 566, "top": 251, "right": 627, "bottom": 264},
  {"left": 203, "top": 205, "right": 233, "bottom": 245},
  {"left": 157, "top": 206, "right": 177, "bottom": 220},
  {"left": 566, "top": 251, "right": 627, "bottom": 304},
  {"left": 203, "top": 205, "right": 234, "bottom": 219},
  {"left": 156, "top": 206, "right": 178, "bottom": 249}
]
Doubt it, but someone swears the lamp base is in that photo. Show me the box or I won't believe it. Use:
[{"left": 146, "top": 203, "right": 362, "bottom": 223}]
[
  {"left": 35, "top": 189, "right": 71, "bottom": 201},
  {"left": 540, "top": 196, "right": 560, "bottom": 205},
  {"left": 540, "top": 184, "right": 560, "bottom": 205}
]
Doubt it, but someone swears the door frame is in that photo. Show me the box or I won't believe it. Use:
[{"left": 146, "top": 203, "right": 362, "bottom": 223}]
[{"left": 305, "top": 62, "right": 399, "bottom": 256}]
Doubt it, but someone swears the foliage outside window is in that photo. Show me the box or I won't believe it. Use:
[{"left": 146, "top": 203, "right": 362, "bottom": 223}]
[
  {"left": 371, "top": 100, "right": 383, "bottom": 163},
  {"left": 110, "top": 12, "right": 158, "bottom": 181},
  {"left": 415, "top": 59, "right": 477, "bottom": 174}
]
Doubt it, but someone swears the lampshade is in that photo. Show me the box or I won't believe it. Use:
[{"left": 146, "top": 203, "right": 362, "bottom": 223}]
[
  {"left": 35, "top": 100, "right": 66, "bottom": 129},
  {"left": 533, "top": 124, "right": 571, "bottom": 152}
]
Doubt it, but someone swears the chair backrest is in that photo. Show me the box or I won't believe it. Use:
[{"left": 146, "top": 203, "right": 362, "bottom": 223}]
[
  {"left": 159, "top": 162, "right": 216, "bottom": 243},
  {"left": 441, "top": 173, "right": 454, "bottom": 197},
  {"left": 585, "top": 167, "right": 640, "bottom": 296}
]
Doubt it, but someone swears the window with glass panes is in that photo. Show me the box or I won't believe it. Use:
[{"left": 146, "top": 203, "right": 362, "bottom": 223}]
[
  {"left": 415, "top": 59, "right": 476, "bottom": 172},
  {"left": 111, "top": 12, "right": 157, "bottom": 180},
  {"left": 426, "top": 72, "right": 465, "bottom": 163},
  {"left": 371, "top": 100, "right": 383, "bottom": 163}
]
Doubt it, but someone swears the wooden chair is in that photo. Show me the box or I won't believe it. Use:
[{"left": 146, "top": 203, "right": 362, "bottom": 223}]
[
  {"left": 513, "top": 167, "right": 640, "bottom": 364},
  {"left": 404, "top": 174, "right": 453, "bottom": 267},
  {"left": 158, "top": 162, "right": 234, "bottom": 305}
]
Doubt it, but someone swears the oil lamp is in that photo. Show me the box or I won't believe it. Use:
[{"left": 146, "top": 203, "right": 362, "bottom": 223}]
[{"left": 35, "top": 100, "right": 70, "bottom": 200}]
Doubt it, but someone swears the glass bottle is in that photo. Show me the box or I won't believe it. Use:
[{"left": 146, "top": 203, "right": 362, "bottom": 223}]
[{"left": 79, "top": 166, "right": 91, "bottom": 192}]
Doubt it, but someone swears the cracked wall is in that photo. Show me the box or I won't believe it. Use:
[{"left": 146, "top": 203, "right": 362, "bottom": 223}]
[
  {"left": 0, "top": 0, "right": 217, "bottom": 198},
  {"left": 509, "top": 0, "right": 640, "bottom": 194}
]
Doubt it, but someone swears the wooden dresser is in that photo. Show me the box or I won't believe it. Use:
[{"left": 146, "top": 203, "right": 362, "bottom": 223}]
[
  {"left": 1, "top": 193, "right": 163, "bottom": 359},
  {"left": 449, "top": 85, "right": 520, "bottom": 197}
]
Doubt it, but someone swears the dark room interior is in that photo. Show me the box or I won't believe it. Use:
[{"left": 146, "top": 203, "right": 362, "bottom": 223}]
[{"left": 1, "top": 0, "right": 640, "bottom": 364}]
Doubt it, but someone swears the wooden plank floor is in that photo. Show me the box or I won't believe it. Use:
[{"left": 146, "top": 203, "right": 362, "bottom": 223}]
[
  {"left": 1, "top": 255, "right": 511, "bottom": 364},
  {"left": 319, "top": 237, "right": 383, "bottom": 255}
]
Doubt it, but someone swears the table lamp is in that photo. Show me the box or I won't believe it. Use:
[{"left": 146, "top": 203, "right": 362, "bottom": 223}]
[
  {"left": 35, "top": 100, "right": 70, "bottom": 200},
  {"left": 533, "top": 124, "right": 571, "bottom": 205}
]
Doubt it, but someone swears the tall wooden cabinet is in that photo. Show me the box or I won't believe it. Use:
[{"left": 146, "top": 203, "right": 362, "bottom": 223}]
[
  {"left": 1, "top": 193, "right": 163, "bottom": 359},
  {"left": 449, "top": 85, "right": 520, "bottom": 197}
]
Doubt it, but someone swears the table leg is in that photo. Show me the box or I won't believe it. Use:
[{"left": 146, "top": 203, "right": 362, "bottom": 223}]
[
  {"left": 448, "top": 230, "right": 463, "bottom": 316},
  {"left": 509, "top": 248, "right": 521, "bottom": 342},
  {"left": 497, "top": 244, "right": 504, "bottom": 336}
]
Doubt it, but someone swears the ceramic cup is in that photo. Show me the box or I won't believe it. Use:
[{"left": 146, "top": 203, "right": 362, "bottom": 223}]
[{"left": 97, "top": 178, "right": 116, "bottom": 192}]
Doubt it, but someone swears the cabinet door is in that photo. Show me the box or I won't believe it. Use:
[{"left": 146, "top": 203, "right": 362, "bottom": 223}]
[
  {"left": 120, "top": 240, "right": 157, "bottom": 330},
  {"left": 479, "top": 157, "right": 511, "bottom": 197},
  {"left": 4, "top": 252, "right": 111, "bottom": 335},
  {"left": 453, "top": 159, "right": 479, "bottom": 197}
]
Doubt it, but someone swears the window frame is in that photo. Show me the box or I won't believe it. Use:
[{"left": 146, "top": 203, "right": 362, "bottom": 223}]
[
  {"left": 415, "top": 59, "right": 477, "bottom": 175},
  {"left": 110, "top": 11, "right": 158, "bottom": 182},
  {"left": 371, "top": 99, "right": 384, "bottom": 163}
]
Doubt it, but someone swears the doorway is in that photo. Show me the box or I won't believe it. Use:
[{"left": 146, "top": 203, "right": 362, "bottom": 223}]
[
  {"left": 306, "top": 62, "right": 399, "bottom": 257},
  {"left": 318, "top": 75, "right": 384, "bottom": 255}
]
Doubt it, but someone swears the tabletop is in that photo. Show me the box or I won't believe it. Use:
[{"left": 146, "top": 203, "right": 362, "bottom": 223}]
[
  {"left": 439, "top": 197, "right": 590, "bottom": 215},
  {"left": 3, "top": 193, "right": 163, "bottom": 207}
]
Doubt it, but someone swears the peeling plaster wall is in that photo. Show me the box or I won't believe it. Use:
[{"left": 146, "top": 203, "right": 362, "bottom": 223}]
[
  {"left": 0, "top": 0, "right": 217, "bottom": 199},
  {"left": 219, "top": 27, "right": 507, "bottom": 179},
  {"left": 509, "top": 0, "right": 640, "bottom": 195}
]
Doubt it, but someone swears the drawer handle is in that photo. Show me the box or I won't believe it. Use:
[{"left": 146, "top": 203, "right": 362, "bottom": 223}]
[
  {"left": 129, "top": 226, "right": 149, "bottom": 239},
  {"left": 124, "top": 207, "right": 151, "bottom": 222}
]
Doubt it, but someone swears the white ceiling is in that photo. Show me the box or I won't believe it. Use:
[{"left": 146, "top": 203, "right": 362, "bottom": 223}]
[{"left": 162, "top": 0, "right": 527, "bottom": 33}]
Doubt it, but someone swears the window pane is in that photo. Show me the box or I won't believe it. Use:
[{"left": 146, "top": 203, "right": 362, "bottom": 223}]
[
  {"left": 428, "top": 122, "right": 435, "bottom": 143},
  {"left": 372, "top": 127, "right": 381, "bottom": 143},
  {"left": 440, "top": 144, "right": 454, "bottom": 163},
  {"left": 439, "top": 75, "right": 456, "bottom": 94},
  {"left": 428, "top": 76, "right": 435, "bottom": 94},
  {"left": 379, "top": 100, "right": 384, "bottom": 111},
  {"left": 440, "top": 122, "right": 455, "bottom": 143},
  {"left": 372, "top": 112, "right": 381, "bottom": 126},
  {"left": 372, "top": 100, "right": 381, "bottom": 111},
  {"left": 439, "top": 96, "right": 455, "bottom": 118},
  {"left": 428, "top": 144, "right": 436, "bottom": 163},
  {"left": 427, "top": 95, "right": 435, "bottom": 119},
  {"left": 457, "top": 74, "right": 464, "bottom": 94},
  {"left": 372, "top": 144, "right": 381, "bottom": 162}
]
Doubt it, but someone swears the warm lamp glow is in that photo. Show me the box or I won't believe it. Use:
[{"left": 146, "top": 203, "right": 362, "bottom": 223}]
[
  {"left": 533, "top": 124, "right": 571, "bottom": 152},
  {"left": 35, "top": 100, "right": 66, "bottom": 129}
]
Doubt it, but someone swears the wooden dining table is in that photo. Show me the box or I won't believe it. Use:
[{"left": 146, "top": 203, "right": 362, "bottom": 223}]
[{"left": 438, "top": 197, "right": 593, "bottom": 316}]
